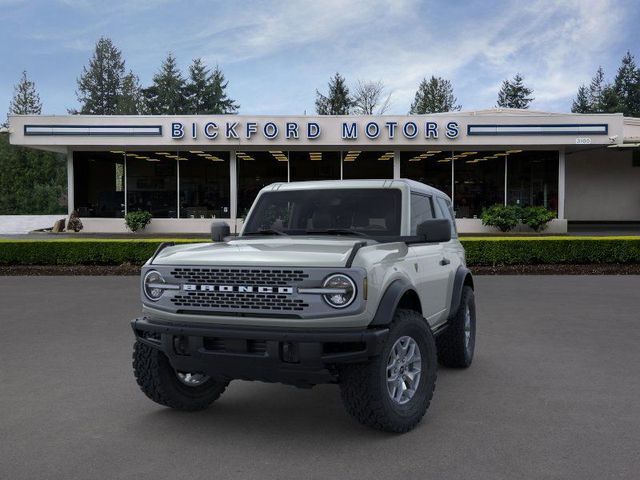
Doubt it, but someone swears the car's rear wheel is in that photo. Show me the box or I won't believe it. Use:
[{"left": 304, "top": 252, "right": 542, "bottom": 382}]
[
  {"left": 133, "top": 341, "right": 228, "bottom": 411},
  {"left": 338, "top": 309, "right": 437, "bottom": 433},
  {"left": 437, "top": 285, "right": 476, "bottom": 368}
]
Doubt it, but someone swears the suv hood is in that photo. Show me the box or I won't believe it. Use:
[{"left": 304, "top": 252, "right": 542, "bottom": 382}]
[{"left": 151, "top": 237, "right": 367, "bottom": 268}]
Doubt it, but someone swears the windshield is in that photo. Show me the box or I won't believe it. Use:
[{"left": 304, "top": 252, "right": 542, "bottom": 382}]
[{"left": 243, "top": 188, "right": 402, "bottom": 237}]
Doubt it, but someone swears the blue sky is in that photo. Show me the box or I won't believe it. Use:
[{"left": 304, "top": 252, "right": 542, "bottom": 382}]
[{"left": 1, "top": 0, "right": 639, "bottom": 117}]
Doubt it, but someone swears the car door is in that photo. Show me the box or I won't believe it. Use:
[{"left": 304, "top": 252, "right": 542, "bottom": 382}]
[
  {"left": 434, "top": 196, "right": 462, "bottom": 322},
  {"left": 408, "top": 193, "right": 450, "bottom": 323}
]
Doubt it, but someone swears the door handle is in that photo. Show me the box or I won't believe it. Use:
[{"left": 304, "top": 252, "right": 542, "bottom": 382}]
[{"left": 440, "top": 258, "right": 451, "bottom": 266}]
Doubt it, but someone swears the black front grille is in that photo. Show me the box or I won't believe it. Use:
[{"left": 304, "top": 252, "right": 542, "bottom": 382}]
[
  {"left": 203, "top": 337, "right": 267, "bottom": 356},
  {"left": 171, "top": 291, "right": 309, "bottom": 311},
  {"left": 170, "top": 267, "right": 309, "bottom": 286}
]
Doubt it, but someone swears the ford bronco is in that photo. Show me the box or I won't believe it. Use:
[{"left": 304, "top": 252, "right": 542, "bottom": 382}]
[{"left": 131, "top": 179, "right": 476, "bottom": 432}]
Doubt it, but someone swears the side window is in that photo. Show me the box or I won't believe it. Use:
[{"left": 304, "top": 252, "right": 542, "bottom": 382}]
[
  {"left": 410, "top": 193, "right": 434, "bottom": 234},
  {"left": 436, "top": 197, "right": 458, "bottom": 238}
]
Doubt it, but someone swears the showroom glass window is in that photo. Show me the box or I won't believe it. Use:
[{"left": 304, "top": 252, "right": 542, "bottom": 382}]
[
  {"left": 401, "top": 151, "right": 452, "bottom": 197},
  {"left": 343, "top": 151, "right": 394, "bottom": 179},
  {"left": 454, "top": 151, "right": 505, "bottom": 218},
  {"left": 237, "top": 151, "right": 288, "bottom": 218},
  {"left": 126, "top": 152, "right": 177, "bottom": 218},
  {"left": 289, "top": 151, "right": 340, "bottom": 182},
  {"left": 507, "top": 150, "right": 558, "bottom": 212},
  {"left": 73, "top": 151, "right": 125, "bottom": 217},
  {"left": 178, "top": 151, "right": 230, "bottom": 218}
]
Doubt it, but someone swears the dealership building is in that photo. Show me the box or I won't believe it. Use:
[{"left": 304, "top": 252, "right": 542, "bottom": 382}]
[{"left": 8, "top": 109, "right": 640, "bottom": 233}]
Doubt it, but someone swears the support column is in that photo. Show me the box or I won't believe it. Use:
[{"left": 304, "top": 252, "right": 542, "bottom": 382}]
[
  {"left": 176, "top": 157, "right": 180, "bottom": 219},
  {"left": 230, "top": 150, "right": 238, "bottom": 231},
  {"left": 66, "top": 149, "right": 74, "bottom": 216},
  {"left": 504, "top": 154, "right": 508, "bottom": 205},
  {"left": 558, "top": 148, "right": 566, "bottom": 220},
  {"left": 393, "top": 150, "right": 401, "bottom": 179}
]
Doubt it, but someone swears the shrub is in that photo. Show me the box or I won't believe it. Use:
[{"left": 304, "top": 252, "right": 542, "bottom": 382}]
[
  {"left": 461, "top": 237, "right": 640, "bottom": 266},
  {"left": 66, "top": 210, "right": 83, "bottom": 232},
  {"left": 481, "top": 204, "right": 521, "bottom": 232},
  {"left": 0, "top": 237, "right": 639, "bottom": 267},
  {"left": 125, "top": 211, "right": 152, "bottom": 232},
  {"left": 0, "top": 239, "right": 203, "bottom": 265},
  {"left": 521, "top": 206, "right": 556, "bottom": 232}
]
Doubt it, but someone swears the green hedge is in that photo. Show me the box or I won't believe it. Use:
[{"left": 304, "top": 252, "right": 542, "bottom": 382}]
[
  {"left": 0, "top": 237, "right": 639, "bottom": 266},
  {"left": 462, "top": 237, "right": 640, "bottom": 266},
  {"left": 0, "top": 239, "right": 203, "bottom": 265}
]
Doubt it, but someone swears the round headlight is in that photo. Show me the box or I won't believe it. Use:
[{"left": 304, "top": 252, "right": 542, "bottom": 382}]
[
  {"left": 143, "top": 270, "right": 165, "bottom": 301},
  {"left": 322, "top": 274, "right": 356, "bottom": 308}
]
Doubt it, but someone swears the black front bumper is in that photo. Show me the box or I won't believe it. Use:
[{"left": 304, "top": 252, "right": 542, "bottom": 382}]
[{"left": 131, "top": 317, "right": 389, "bottom": 387}]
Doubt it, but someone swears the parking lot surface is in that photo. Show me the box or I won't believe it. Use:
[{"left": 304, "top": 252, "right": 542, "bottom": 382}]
[{"left": 1, "top": 275, "right": 639, "bottom": 480}]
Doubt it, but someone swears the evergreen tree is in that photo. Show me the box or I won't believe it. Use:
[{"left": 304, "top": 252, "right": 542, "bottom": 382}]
[
  {"left": 75, "top": 37, "right": 125, "bottom": 114},
  {"left": 8, "top": 70, "right": 42, "bottom": 116},
  {"left": 571, "top": 85, "right": 591, "bottom": 113},
  {"left": 315, "top": 73, "right": 352, "bottom": 115},
  {"left": 613, "top": 51, "right": 640, "bottom": 117},
  {"left": 208, "top": 65, "right": 239, "bottom": 114},
  {"left": 409, "top": 76, "right": 460, "bottom": 114},
  {"left": 588, "top": 66, "right": 607, "bottom": 111},
  {"left": 143, "top": 53, "right": 187, "bottom": 115},
  {"left": 496, "top": 73, "right": 534, "bottom": 109},
  {"left": 185, "top": 59, "right": 239, "bottom": 114},
  {"left": 116, "top": 71, "right": 144, "bottom": 115},
  {"left": 0, "top": 134, "right": 66, "bottom": 215}
]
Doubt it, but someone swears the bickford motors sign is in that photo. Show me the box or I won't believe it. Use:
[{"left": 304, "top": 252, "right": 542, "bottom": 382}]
[{"left": 170, "top": 119, "right": 461, "bottom": 141}]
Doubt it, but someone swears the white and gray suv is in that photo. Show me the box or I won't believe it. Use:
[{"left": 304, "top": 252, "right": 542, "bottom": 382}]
[{"left": 131, "top": 179, "right": 476, "bottom": 432}]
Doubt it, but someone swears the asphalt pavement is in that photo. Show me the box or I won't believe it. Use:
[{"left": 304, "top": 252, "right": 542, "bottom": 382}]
[{"left": 1, "top": 275, "right": 639, "bottom": 480}]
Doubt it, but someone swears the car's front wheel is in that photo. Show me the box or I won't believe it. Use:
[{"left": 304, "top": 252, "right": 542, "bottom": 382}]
[
  {"left": 338, "top": 309, "right": 437, "bottom": 433},
  {"left": 132, "top": 341, "right": 229, "bottom": 411}
]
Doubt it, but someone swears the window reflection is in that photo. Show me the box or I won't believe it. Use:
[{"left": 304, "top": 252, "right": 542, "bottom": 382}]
[
  {"left": 454, "top": 151, "right": 505, "bottom": 218},
  {"left": 178, "top": 151, "right": 230, "bottom": 218},
  {"left": 126, "top": 151, "right": 177, "bottom": 218},
  {"left": 289, "top": 151, "right": 340, "bottom": 181},
  {"left": 237, "top": 151, "right": 288, "bottom": 218},
  {"left": 73, "top": 151, "right": 125, "bottom": 218},
  {"left": 401, "top": 151, "right": 452, "bottom": 196},
  {"left": 343, "top": 150, "right": 394, "bottom": 179},
  {"left": 507, "top": 150, "right": 558, "bottom": 212}
]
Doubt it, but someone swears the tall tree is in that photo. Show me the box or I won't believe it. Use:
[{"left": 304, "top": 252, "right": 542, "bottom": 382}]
[
  {"left": 185, "top": 59, "right": 239, "bottom": 114},
  {"left": 144, "top": 53, "right": 187, "bottom": 115},
  {"left": 315, "top": 73, "right": 352, "bottom": 115},
  {"left": 587, "top": 66, "right": 607, "bottom": 111},
  {"left": 409, "top": 76, "right": 460, "bottom": 114},
  {"left": 75, "top": 37, "right": 125, "bottom": 114},
  {"left": 116, "top": 71, "right": 144, "bottom": 115},
  {"left": 8, "top": 70, "right": 42, "bottom": 116},
  {"left": 613, "top": 51, "right": 640, "bottom": 117},
  {"left": 571, "top": 85, "right": 591, "bottom": 113},
  {"left": 496, "top": 73, "right": 534, "bottom": 109},
  {"left": 352, "top": 80, "right": 391, "bottom": 115},
  {"left": 208, "top": 65, "right": 239, "bottom": 114}
]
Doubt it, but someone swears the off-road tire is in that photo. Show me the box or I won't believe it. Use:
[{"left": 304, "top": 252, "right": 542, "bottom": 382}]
[
  {"left": 133, "top": 341, "right": 228, "bottom": 411},
  {"left": 338, "top": 309, "right": 437, "bottom": 433},
  {"left": 437, "top": 286, "right": 476, "bottom": 368}
]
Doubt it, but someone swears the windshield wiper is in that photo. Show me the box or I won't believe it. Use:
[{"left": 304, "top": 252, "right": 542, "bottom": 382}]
[
  {"left": 243, "top": 229, "right": 288, "bottom": 236},
  {"left": 306, "top": 228, "right": 370, "bottom": 238}
]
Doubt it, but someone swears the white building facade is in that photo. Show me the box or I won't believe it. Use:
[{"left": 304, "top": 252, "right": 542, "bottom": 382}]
[{"left": 9, "top": 109, "right": 640, "bottom": 233}]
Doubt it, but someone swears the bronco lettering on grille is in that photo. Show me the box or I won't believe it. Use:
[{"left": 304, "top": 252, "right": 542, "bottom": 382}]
[{"left": 182, "top": 284, "right": 294, "bottom": 294}]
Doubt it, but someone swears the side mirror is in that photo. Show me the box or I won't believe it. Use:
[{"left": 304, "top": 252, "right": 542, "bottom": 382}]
[
  {"left": 211, "top": 221, "right": 230, "bottom": 242},
  {"left": 416, "top": 218, "right": 452, "bottom": 243}
]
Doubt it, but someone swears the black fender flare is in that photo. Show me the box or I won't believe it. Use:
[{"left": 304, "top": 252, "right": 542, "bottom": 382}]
[
  {"left": 370, "top": 278, "right": 416, "bottom": 327},
  {"left": 448, "top": 266, "right": 474, "bottom": 319}
]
